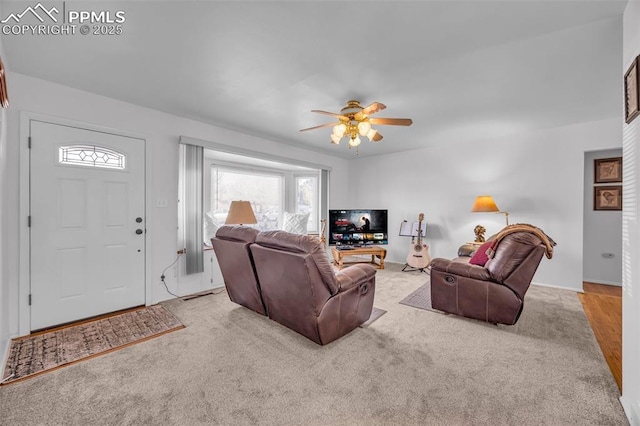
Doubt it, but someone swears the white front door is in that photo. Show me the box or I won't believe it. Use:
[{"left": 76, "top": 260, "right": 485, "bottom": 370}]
[{"left": 30, "top": 120, "right": 146, "bottom": 330}]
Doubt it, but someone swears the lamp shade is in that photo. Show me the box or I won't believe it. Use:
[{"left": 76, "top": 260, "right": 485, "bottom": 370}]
[
  {"left": 471, "top": 195, "right": 499, "bottom": 212},
  {"left": 358, "top": 120, "right": 371, "bottom": 136},
  {"left": 333, "top": 123, "right": 346, "bottom": 138},
  {"left": 225, "top": 200, "right": 257, "bottom": 225}
]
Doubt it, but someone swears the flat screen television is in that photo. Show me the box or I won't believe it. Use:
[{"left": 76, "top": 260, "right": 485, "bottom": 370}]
[{"left": 328, "top": 209, "right": 388, "bottom": 246}]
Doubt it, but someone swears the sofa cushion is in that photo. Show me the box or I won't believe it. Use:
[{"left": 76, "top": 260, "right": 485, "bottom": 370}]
[
  {"left": 469, "top": 241, "right": 494, "bottom": 266},
  {"left": 203, "top": 212, "right": 219, "bottom": 246},
  {"left": 430, "top": 258, "right": 491, "bottom": 281},
  {"left": 283, "top": 211, "right": 310, "bottom": 235},
  {"left": 255, "top": 230, "right": 338, "bottom": 294},
  {"left": 485, "top": 233, "right": 543, "bottom": 283},
  {"left": 215, "top": 225, "right": 259, "bottom": 243}
]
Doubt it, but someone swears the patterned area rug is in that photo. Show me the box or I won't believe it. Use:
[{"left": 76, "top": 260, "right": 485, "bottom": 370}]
[
  {"left": 399, "top": 281, "right": 443, "bottom": 314},
  {"left": 359, "top": 307, "right": 387, "bottom": 327},
  {"left": 1, "top": 305, "right": 184, "bottom": 385}
]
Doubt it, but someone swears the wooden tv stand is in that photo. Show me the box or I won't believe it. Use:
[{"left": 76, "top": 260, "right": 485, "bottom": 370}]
[{"left": 331, "top": 246, "right": 386, "bottom": 270}]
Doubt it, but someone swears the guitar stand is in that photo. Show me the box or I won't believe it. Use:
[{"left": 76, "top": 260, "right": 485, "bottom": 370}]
[{"left": 402, "top": 264, "right": 430, "bottom": 274}]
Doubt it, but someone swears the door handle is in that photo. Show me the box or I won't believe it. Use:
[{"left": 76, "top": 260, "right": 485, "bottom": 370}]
[
  {"left": 136, "top": 217, "right": 143, "bottom": 223},
  {"left": 136, "top": 229, "right": 144, "bottom": 235}
]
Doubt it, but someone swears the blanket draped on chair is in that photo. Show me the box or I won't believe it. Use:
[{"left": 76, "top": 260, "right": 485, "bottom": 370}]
[{"left": 487, "top": 224, "right": 556, "bottom": 259}]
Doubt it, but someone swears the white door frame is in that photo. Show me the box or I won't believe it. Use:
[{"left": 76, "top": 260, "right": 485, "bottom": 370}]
[{"left": 18, "top": 111, "right": 151, "bottom": 336}]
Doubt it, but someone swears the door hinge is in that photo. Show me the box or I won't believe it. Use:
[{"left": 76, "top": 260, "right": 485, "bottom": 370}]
[
  {"left": 28, "top": 216, "right": 31, "bottom": 227},
  {"left": 28, "top": 294, "right": 32, "bottom": 306},
  {"left": 28, "top": 136, "right": 31, "bottom": 149}
]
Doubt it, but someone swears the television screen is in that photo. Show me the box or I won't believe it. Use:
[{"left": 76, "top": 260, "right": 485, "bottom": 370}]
[{"left": 328, "top": 209, "right": 388, "bottom": 246}]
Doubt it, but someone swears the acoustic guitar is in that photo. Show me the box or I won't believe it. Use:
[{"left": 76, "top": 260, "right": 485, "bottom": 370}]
[{"left": 406, "top": 213, "right": 431, "bottom": 270}]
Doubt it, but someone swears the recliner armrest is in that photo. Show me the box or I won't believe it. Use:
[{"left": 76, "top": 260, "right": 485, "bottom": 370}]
[
  {"left": 430, "top": 258, "right": 491, "bottom": 281},
  {"left": 336, "top": 264, "right": 376, "bottom": 292}
]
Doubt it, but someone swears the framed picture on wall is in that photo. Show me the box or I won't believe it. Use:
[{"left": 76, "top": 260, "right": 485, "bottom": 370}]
[
  {"left": 594, "top": 186, "right": 622, "bottom": 211},
  {"left": 625, "top": 55, "right": 639, "bottom": 124},
  {"left": 595, "top": 157, "right": 622, "bottom": 183}
]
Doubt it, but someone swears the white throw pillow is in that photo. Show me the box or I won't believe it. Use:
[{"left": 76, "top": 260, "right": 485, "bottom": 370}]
[
  {"left": 203, "top": 212, "right": 219, "bottom": 246},
  {"left": 283, "top": 211, "right": 310, "bottom": 235}
]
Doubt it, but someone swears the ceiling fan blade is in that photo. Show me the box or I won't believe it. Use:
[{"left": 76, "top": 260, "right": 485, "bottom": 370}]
[
  {"left": 299, "top": 122, "right": 338, "bottom": 132},
  {"left": 311, "top": 110, "right": 348, "bottom": 120},
  {"left": 372, "top": 131, "right": 383, "bottom": 142},
  {"left": 360, "top": 102, "right": 386, "bottom": 116},
  {"left": 369, "top": 117, "right": 413, "bottom": 126}
]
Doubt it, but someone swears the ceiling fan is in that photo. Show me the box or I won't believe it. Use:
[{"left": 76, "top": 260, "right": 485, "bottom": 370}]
[{"left": 300, "top": 100, "right": 413, "bottom": 153}]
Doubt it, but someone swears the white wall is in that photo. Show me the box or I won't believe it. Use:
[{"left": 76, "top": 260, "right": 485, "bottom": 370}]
[
  {"left": 583, "top": 148, "right": 623, "bottom": 285},
  {"left": 0, "top": 73, "right": 350, "bottom": 347},
  {"left": 0, "top": 16, "right": 9, "bottom": 363},
  {"left": 348, "top": 118, "right": 621, "bottom": 291},
  {"left": 621, "top": 1, "right": 640, "bottom": 424}
]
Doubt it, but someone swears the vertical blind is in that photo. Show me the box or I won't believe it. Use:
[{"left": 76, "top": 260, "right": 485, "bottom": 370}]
[{"left": 181, "top": 143, "right": 204, "bottom": 274}]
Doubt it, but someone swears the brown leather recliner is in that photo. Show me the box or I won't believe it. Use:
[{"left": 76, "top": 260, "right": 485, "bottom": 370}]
[
  {"left": 250, "top": 230, "right": 376, "bottom": 345},
  {"left": 211, "top": 225, "right": 267, "bottom": 315},
  {"left": 430, "top": 232, "right": 549, "bottom": 325}
]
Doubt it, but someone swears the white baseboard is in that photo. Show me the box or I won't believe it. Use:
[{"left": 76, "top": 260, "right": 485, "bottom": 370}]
[
  {"left": 583, "top": 278, "right": 622, "bottom": 287},
  {"left": 620, "top": 395, "right": 640, "bottom": 426},
  {"left": 531, "top": 281, "right": 583, "bottom": 293}
]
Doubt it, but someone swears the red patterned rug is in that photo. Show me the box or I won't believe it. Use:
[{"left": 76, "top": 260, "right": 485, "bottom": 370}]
[{"left": 1, "top": 305, "right": 184, "bottom": 385}]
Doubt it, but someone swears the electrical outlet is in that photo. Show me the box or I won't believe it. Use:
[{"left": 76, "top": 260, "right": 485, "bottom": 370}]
[{"left": 156, "top": 198, "right": 168, "bottom": 208}]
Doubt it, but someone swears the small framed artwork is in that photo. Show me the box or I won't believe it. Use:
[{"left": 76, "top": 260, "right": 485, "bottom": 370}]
[
  {"left": 594, "top": 186, "right": 622, "bottom": 211},
  {"left": 625, "top": 55, "right": 639, "bottom": 124},
  {"left": 595, "top": 157, "right": 622, "bottom": 183}
]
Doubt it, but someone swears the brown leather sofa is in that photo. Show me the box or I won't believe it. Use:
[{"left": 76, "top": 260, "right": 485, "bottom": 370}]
[
  {"left": 430, "top": 231, "right": 549, "bottom": 325},
  {"left": 250, "top": 230, "right": 376, "bottom": 345},
  {"left": 211, "top": 225, "right": 267, "bottom": 315}
]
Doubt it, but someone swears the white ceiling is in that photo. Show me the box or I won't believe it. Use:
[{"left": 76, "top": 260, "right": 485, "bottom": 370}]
[{"left": 1, "top": 0, "right": 628, "bottom": 159}]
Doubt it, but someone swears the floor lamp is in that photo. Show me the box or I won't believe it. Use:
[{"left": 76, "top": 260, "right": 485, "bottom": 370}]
[{"left": 471, "top": 195, "right": 509, "bottom": 241}]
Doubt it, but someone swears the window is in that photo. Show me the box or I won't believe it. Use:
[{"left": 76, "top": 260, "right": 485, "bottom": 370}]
[
  {"left": 295, "top": 175, "right": 318, "bottom": 232},
  {"left": 205, "top": 157, "right": 321, "bottom": 233},
  {"left": 210, "top": 167, "right": 284, "bottom": 231},
  {"left": 59, "top": 145, "right": 126, "bottom": 170}
]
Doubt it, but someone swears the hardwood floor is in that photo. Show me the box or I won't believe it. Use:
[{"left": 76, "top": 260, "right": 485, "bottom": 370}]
[{"left": 578, "top": 282, "right": 622, "bottom": 392}]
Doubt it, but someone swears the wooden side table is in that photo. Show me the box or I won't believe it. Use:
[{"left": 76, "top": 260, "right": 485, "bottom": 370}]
[{"left": 331, "top": 246, "right": 386, "bottom": 270}]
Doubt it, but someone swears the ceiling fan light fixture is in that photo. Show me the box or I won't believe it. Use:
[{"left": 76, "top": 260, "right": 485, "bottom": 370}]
[
  {"left": 300, "top": 100, "right": 412, "bottom": 154},
  {"left": 357, "top": 120, "right": 371, "bottom": 136},
  {"left": 333, "top": 123, "right": 347, "bottom": 138}
]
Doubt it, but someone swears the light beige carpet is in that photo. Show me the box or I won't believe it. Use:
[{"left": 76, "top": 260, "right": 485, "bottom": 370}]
[{"left": 0, "top": 263, "right": 628, "bottom": 425}]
